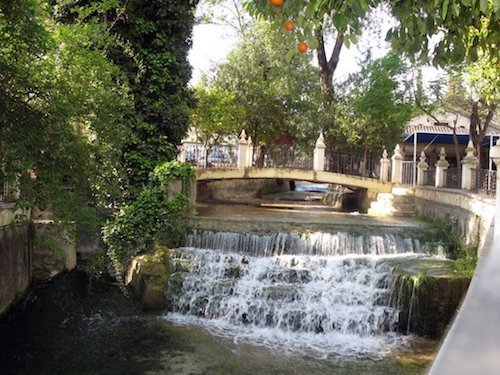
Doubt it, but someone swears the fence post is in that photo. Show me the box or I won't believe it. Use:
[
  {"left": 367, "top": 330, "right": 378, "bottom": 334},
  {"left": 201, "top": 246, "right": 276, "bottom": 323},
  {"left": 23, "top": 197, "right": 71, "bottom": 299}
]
[
  {"left": 391, "top": 144, "right": 403, "bottom": 184},
  {"left": 435, "top": 147, "right": 449, "bottom": 188},
  {"left": 490, "top": 140, "right": 500, "bottom": 243},
  {"left": 461, "top": 140, "right": 479, "bottom": 190},
  {"left": 178, "top": 145, "right": 186, "bottom": 163},
  {"left": 417, "top": 151, "right": 429, "bottom": 185},
  {"left": 246, "top": 136, "right": 253, "bottom": 167},
  {"left": 380, "top": 149, "right": 389, "bottom": 182},
  {"left": 238, "top": 130, "right": 248, "bottom": 169},
  {"left": 313, "top": 133, "right": 326, "bottom": 172}
]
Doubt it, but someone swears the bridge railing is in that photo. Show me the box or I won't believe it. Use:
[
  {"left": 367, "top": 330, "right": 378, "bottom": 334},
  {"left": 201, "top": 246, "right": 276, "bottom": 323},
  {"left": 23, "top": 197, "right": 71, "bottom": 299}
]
[
  {"left": 443, "top": 168, "right": 462, "bottom": 189},
  {"left": 184, "top": 145, "right": 237, "bottom": 169},
  {"left": 263, "top": 147, "right": 313, "bottom": 170},
  {"left": 471, "top": 169, "right": 496, "bottom": 196},
  {"left": 324, "top": 152, "right": 379, "bottom": 178},
  {"left": 184, "top": 132, "right": 497, "bottom": 199}
]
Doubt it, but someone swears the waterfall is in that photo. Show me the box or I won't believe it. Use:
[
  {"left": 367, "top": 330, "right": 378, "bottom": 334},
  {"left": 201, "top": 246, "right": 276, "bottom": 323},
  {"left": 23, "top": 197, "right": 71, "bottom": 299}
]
[
  {"left": 165, "top": 232, "right": 433, "bottom": 357},
  {"left": 185, "top": 230, "right": 427, "bottom": 256}
]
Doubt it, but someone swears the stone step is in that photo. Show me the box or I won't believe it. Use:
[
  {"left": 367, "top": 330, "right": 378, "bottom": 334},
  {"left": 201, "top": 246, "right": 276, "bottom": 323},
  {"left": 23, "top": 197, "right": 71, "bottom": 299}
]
[
  {"left": 368, "top": 190, "right": 417, "bottom": 218},
  {"left": 391, "top": 187, "right": 415, "bottom": 196}
]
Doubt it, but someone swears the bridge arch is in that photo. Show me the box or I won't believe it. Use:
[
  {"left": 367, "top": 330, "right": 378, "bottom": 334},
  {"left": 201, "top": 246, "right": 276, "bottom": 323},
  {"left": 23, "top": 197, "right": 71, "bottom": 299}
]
[{"left": 196, "top": 167, "right": 393, "bottom": 193}]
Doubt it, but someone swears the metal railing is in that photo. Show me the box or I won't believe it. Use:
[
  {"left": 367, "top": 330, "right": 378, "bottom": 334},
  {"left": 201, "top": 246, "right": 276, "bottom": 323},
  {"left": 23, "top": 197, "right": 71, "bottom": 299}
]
[
  {"left": 264, "top": 146, "right": 313, "bottom": 170},
  {"left": 444, "top": 168, "right": 462, "bottom": 189},
  {"left": 324, "top": 152, "right": 379, "bottom": 178},
  {"left": 423, "top": 170, "right": 435, "bottom": 187},
  {"left": 471, "top": 169, "right": 496, "bottom": 196},
  {"left": 402, "top": 161, "right": 416, "bottom": 186},
  {"left": 184, "top": 145, "right": 237, "bottom": 169}
]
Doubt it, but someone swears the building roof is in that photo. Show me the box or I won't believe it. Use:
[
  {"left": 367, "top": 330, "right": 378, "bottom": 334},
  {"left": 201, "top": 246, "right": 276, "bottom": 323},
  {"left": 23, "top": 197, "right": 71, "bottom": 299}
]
[{"left": 402, "top": 111, "right": 500, "bottom": 146}]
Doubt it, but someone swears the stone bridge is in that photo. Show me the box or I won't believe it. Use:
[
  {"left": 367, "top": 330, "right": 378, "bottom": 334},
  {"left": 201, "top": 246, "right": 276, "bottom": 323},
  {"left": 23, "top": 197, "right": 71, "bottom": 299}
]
[{"left": 196, "top": 167, "right": 393, "bottom": 193}]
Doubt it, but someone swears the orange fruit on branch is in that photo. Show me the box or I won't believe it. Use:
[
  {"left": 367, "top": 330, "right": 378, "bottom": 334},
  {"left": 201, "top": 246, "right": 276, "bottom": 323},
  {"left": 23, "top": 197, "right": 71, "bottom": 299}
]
[
  {"left": 284, "top": 20, "right": 295, "bottom": 31},
  {"left": 297, "top": 42, "right": 308, "bottom": 53},
  {"left": 270, "top": 0, "right": 283, "bottom": 6}
]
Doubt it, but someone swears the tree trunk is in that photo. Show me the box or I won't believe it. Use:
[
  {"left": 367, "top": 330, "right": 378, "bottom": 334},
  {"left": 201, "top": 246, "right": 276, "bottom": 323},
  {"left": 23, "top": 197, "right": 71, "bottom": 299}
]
[
  {"left": 470, "top": 101, "right": 497, "bottom": 167},
  {"left": 315, "top": 26, "right": 343, "bottom": 106}
]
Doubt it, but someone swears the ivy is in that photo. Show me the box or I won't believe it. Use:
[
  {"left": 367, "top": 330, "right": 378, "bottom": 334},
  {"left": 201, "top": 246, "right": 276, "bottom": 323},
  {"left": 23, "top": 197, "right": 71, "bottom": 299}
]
[{"left": 103, "top": 162, "right": 194, "bottom": 286}]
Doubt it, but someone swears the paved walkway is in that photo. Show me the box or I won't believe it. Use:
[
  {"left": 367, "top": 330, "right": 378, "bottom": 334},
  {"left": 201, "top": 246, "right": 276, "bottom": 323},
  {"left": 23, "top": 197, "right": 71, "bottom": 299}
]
[{"left": 429, "top": 224, "right": 500, "bottom": 374}]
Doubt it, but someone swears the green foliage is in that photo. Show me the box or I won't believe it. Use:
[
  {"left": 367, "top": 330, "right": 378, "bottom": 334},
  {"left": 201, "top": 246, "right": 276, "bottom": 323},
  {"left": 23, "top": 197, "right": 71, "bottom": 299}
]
[
  {"left": 105, "top": 0, "right": 199, "bottom": 191},
  {"left": 103, "top": 162, "right": 194, "bottom": 284},
  {"left": 1, "top": 0, "right": 198, "bottom": 239},
  {"left": 211, "top": 19, "right": 321, "bottom": 148},
  {"left": 1, "top": 0, "right": 133, "bottom": 231},
  {"left": 244, "top": 0, "right": 499, "bottom": 67},
  {"left": 344, "top": 51, "right": 413, "bottom": 153},
  {"left": 191, "top": 85, "right": 244, "bottom": 153},
  {"left": 416, "top": 214, "right": 478, "bottom": 276},
  {"left": 453, "top": 244, "right": 477, "bottom": 277}
]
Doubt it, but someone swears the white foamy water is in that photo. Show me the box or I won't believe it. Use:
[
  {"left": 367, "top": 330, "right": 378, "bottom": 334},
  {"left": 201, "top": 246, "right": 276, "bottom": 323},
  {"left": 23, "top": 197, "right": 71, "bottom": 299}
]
[
  {"left": 165, "top": 243, "right": 424, "bottom": 358},
  {"left": 185, "top": 230, "right": 427, "bottom": 256}
]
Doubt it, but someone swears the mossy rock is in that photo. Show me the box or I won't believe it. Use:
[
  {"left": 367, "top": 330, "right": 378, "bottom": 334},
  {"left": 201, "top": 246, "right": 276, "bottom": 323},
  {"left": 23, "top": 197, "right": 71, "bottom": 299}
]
[{"left": 125, "top": 246, "right": 173, "bottom": 310}]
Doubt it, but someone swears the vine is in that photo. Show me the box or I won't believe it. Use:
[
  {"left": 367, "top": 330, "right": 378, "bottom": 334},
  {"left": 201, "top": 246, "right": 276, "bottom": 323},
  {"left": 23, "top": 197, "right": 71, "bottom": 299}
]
[{"left": 103, "top": 161, "right": 194, "bottom": 286}]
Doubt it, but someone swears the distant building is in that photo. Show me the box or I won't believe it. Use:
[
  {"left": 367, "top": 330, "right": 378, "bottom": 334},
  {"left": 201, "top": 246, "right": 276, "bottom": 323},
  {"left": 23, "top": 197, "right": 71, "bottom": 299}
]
[{"left": 400, "top": 110, "right": 500, "bottom": 170}]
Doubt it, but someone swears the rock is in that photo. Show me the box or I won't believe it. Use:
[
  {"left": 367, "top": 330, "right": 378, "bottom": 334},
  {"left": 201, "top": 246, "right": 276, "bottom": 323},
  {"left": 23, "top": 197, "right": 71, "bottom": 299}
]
[
  {"left": 391, "top": 263, "right": 471, "bottom": 339},
  {"left": 32, "top": 221, "right": 77, "bottom": 280},
  {"left": 125, "top": 246, "right": 172, "bottom": 310}
]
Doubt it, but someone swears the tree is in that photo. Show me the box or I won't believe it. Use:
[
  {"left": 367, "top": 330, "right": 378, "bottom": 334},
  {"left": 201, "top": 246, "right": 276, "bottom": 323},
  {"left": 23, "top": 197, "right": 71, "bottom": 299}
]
[
  {"left": 212, "top": 20, "right": 321, "bottom": 151},
  {"left": 347, "top": 52, "right": 414, "bottom": 171},
  {"left": 105, "top": 0, "right": 199, "bottom": 191},
  {"left": 244, "top": 0, "right": 499, "bottom": 104},
  {"left": 191, "top": 85, "right": 244, "bottom": 165},
  {"left": 1, "top": 0, "right": 133, "bottom": 227},
  {"left": 245, "top": 0, "right": 379, "bottom": 105}
]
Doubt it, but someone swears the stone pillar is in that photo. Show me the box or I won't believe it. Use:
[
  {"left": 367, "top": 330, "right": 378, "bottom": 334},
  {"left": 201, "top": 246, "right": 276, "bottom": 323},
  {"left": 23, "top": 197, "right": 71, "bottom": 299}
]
[
  {"left": 461, "top": 140, "right": 479, "bottom": 190},
  {"left": 417, "top": 151, "right": 429, "bottom": 186},
  {"left": 237, "top": 130, "right": 248, "bottom": 169},
  {"left": 178, "top": 145, "right": 186, "bottom": 163},
  {"left": 380, "top": 149, "right": 390, "bottom": 182},
  {"left": 391, "top": 144, "right": 403, "bottom": 184},
  {"left": 247, "top": 136, "right": 253, "bottom": 168},
  {"left": 490, "top": 140, "right": 500, "bottom": 243},
  {"left": 313, "top": 133, "right": 326, "bottom": 172},
  {"left": 435, "top": 147, "right": 449, "bottom": 188}
]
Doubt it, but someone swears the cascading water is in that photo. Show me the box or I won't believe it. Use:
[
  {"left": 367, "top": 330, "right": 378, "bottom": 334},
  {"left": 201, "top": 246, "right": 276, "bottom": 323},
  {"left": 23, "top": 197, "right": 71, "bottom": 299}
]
[
  {"left": 166, "top": 230, "right": 431, "bottom": 358},
  {"left": 184, "top": 230, "right": 427, "bottom": 256}
]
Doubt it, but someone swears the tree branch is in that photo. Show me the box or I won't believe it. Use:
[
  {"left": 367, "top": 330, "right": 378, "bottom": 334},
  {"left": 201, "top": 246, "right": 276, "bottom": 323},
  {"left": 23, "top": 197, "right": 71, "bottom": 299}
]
[{"left": 327, "top": 34, "right": 344, "bottom": 73}]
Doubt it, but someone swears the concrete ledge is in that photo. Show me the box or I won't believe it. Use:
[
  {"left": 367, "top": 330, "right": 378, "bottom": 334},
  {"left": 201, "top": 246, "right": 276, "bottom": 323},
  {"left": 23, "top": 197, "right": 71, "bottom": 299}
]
[{"left": 415, "top": 187, "right": 495, "bottom": 255}]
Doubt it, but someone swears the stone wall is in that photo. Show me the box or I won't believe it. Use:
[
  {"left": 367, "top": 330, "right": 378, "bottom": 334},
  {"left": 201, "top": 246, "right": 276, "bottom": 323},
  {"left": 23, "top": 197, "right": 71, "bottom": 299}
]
[
  {"left": 0, "top": 223, "right": 32, "bottom": 317},
  {"left": 196, "top": 178, "right": 289, "bottom": 202},
  {"left": 414, "top": 187, "right": 495, "bottom": 255},
  {"left": 32, "top": 222, "right": 77, "bottom": 280}
]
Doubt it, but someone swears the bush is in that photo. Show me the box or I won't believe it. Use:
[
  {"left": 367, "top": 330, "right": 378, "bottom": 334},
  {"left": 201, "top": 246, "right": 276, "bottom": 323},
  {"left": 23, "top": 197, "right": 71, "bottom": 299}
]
[{"left": 103, "top": 161, "right": 194, "bottom": 285}]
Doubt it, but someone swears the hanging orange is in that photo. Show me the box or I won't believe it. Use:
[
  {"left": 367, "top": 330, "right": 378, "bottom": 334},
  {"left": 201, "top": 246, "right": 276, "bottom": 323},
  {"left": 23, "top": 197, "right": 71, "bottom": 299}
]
[
  {"left": 270, "top": 0, "right": 283, "bottom": 5},
  {"left": 284, "top": 20, "right": 295, "bottom": 31},
  {"left": 297, "top": 42, "right": 308, "bottom": 53}
]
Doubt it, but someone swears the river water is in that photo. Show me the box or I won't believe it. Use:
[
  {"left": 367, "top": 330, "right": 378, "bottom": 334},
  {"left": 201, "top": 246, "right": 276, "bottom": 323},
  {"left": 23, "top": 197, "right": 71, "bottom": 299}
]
[
  {"left": 0, "top": 271, "right": 437, "bottom": 374},
  {"left": 0, "top": 186, "right": 440, "bottom": 374}
]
